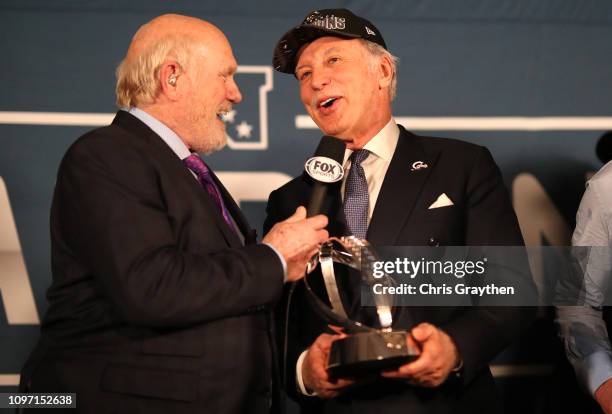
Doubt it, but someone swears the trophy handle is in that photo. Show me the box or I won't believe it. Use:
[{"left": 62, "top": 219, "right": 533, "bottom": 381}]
[
  {"left": 312, "top": 237, "right": 395, "bottom": 329},
  {"left": 302, "top": 273, "right": 374, "bottom": 335}
]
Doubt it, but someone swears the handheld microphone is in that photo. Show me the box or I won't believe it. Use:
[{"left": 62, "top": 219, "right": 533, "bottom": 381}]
[{"left": 304, "top": 135, "right": 346, "bottom": 217}]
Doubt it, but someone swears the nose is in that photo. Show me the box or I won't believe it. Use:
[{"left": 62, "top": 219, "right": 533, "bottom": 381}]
[
  {"left": 310, "top": 69, "right": 330, "bottom": 91},
  {"left": 227, "top": 77, "right": 242, "bottom": 104}
]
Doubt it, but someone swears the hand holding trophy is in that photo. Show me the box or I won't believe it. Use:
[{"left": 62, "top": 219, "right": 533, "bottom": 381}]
[{"left": 305, "top": 236, "right": 419, "bottom": 380}]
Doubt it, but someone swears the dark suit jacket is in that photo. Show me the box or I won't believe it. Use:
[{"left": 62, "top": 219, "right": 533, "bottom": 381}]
[
  {"left": 21, "top": 111, "right": 285, "bottom": 414},
  {"left": 264, "top": 126, "right": 536, "bottom": 414}
]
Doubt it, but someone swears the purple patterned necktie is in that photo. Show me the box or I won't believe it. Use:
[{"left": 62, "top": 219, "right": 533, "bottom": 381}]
[
  {"left": 343, "top": 149, "right": 370, "bottom": 239},
  {"left": 183, "top": 153, "right": 236, "bottom": 233}
]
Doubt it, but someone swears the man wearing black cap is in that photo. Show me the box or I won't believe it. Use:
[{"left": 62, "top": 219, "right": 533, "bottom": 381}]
[{"left": 265, "top": 8, "right": 535, "bottom": 414}]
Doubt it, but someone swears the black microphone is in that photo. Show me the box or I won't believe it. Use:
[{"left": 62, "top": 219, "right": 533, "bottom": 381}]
[{"left": 304, "top": 135, "right": 346, "bottom": 217}]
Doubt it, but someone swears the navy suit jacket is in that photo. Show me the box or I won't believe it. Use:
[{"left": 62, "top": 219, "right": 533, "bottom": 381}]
[{"left": 264, "top": 126, "right": 536, "bottom": 414}]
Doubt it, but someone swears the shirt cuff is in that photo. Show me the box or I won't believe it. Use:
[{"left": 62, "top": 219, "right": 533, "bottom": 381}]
[
  {"left": 296, "top": 350, "right": 317, "bottom": 396},
  {"left": 583, "top": 350, "right": 612, "bottom": 396},
  {"left": 262, "top": 242, "right": 288, "bottom": 282}
]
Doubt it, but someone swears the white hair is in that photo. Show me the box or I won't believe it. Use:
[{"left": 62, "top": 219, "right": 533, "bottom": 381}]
[
  {"left": 115, "top": 35, "right": 197, "bottom": 108},
  {"left": 359, "top": 39, "right": 399, "bottom": 101}
]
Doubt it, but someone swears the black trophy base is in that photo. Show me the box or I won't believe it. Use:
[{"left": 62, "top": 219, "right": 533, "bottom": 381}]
[{"left": 327, "top": 331, "right": 419, "bottom": 379}]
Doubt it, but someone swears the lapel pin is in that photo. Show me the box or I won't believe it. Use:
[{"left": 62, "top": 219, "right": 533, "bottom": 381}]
[{"left": 411, "top": 161, "right": 428, "bottom": 171}]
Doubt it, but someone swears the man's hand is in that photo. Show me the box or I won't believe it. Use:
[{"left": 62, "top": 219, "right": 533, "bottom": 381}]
[
  {"left": 596, "top": 378, "right": 612, "bottom": 414},
  {"left": 382, "top": 322, "right": 460, "bottom": 387},
  {"left": 262, "top": 206, "right": 328, "bottom": 282},
  {"left": 302, "top": 333, "right": 355, "bottom": 398}
]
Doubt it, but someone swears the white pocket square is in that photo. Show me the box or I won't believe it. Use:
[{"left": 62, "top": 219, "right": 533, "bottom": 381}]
[{"left": 428, "top": 193, "right": 454, "bottom": 209}]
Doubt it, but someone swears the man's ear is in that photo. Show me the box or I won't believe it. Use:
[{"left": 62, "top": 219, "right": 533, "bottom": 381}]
[
  {"left": 378, "top": 54, "right": 393, "bottom": 92},
  {"left": 159, "top": 61, "right": 182, "bottom": 100}
]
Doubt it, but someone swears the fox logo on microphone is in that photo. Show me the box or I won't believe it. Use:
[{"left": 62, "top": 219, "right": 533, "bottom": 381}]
[{"left": 305, "top": 156, "right": 344, "bottom": 183}]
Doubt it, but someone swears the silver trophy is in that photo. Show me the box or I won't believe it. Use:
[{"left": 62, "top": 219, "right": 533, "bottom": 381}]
[{"left": 305, "top": 236, "right": 419, "bottom": 379}]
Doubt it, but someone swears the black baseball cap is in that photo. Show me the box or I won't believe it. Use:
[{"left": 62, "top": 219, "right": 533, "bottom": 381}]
[{"left": 273, "top": 8, "right": 387, "bottom": 75}]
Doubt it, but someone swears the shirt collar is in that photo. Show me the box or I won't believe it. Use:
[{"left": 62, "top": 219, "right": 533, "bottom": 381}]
[
  {"left": 127, "top": 107, "right": 192, "bottom": 160},
  {"left": 343, "top": 118, "right": 400, "bottom": 164}
]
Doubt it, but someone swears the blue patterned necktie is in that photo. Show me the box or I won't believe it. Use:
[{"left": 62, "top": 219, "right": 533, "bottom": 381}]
[
  {"left": 183, "top": 153, "right": 237, "bottom": 234},
  {"left": 343, "top": 149, "right": 370, "bottom": 239}
]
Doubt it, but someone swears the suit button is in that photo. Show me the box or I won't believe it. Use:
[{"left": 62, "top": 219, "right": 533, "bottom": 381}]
[{"left": 428, "top": 237, "right": 440, "bottom": 247}]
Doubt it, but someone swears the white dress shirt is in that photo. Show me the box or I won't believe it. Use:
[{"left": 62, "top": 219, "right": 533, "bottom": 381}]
[{"left": 341, "top": 118, "right": 400, "bottom": 223}]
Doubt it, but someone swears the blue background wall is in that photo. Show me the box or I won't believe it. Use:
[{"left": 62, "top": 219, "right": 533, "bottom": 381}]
[{"left": 1, "top": 1, "right": 612, "bottom": 412}]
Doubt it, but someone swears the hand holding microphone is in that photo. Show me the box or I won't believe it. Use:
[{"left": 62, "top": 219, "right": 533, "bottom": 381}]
[{"left": 263, "top": 206, "right": 328, "bottom": 282}]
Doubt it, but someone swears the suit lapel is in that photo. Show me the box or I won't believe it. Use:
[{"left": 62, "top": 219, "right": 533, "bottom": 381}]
[
  {"left": 112, "top": 112, "right": 243, "bottom": 248},
  {"left": 367, "top": 127, "right": 440, "bottom": 245},
  {"left": 210, "top": 170, "right": 256, "bottom": 245},
  {"left": 181, "top": 164, "right": 244, "bottom": 248}
]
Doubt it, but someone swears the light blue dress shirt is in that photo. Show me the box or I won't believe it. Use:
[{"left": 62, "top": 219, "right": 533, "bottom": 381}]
[{"left": 557, "top": 160, "right": 612, "bottom": 396}]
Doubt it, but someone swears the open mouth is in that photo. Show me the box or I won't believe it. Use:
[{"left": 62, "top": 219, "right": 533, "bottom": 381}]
[
  {"left": 318, "top": 97, "right": 340, "bottom": 110},
  {"left": 217, "top": 110, "right": 229, "bottom": 121}
]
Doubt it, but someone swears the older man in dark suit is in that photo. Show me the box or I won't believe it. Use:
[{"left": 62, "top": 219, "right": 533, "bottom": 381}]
[
  {"left": 20, "top": 14, "right": 328, "bottom": 414},
  {"left": 265, "top": 8, "right": 535, "bottom": 414}
]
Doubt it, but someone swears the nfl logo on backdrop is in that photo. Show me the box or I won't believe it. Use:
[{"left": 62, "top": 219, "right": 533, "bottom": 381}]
[{"left": 222, "top": 66, "right": 273, "bottom": 150}]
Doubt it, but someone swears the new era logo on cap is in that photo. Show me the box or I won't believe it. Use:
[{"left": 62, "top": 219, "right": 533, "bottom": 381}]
[{"left": 365, "top": 26, "right": 376, "bottom": 36}]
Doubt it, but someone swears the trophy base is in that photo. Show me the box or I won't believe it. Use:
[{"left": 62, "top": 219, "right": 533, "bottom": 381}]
[{"left": 327, "top": 331, "right": 419, "bottom": 379}]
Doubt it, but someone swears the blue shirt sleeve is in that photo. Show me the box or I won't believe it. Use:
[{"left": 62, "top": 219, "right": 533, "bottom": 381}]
[{"left": 558, "top": 171, "right": 612, "bottom": 396}]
